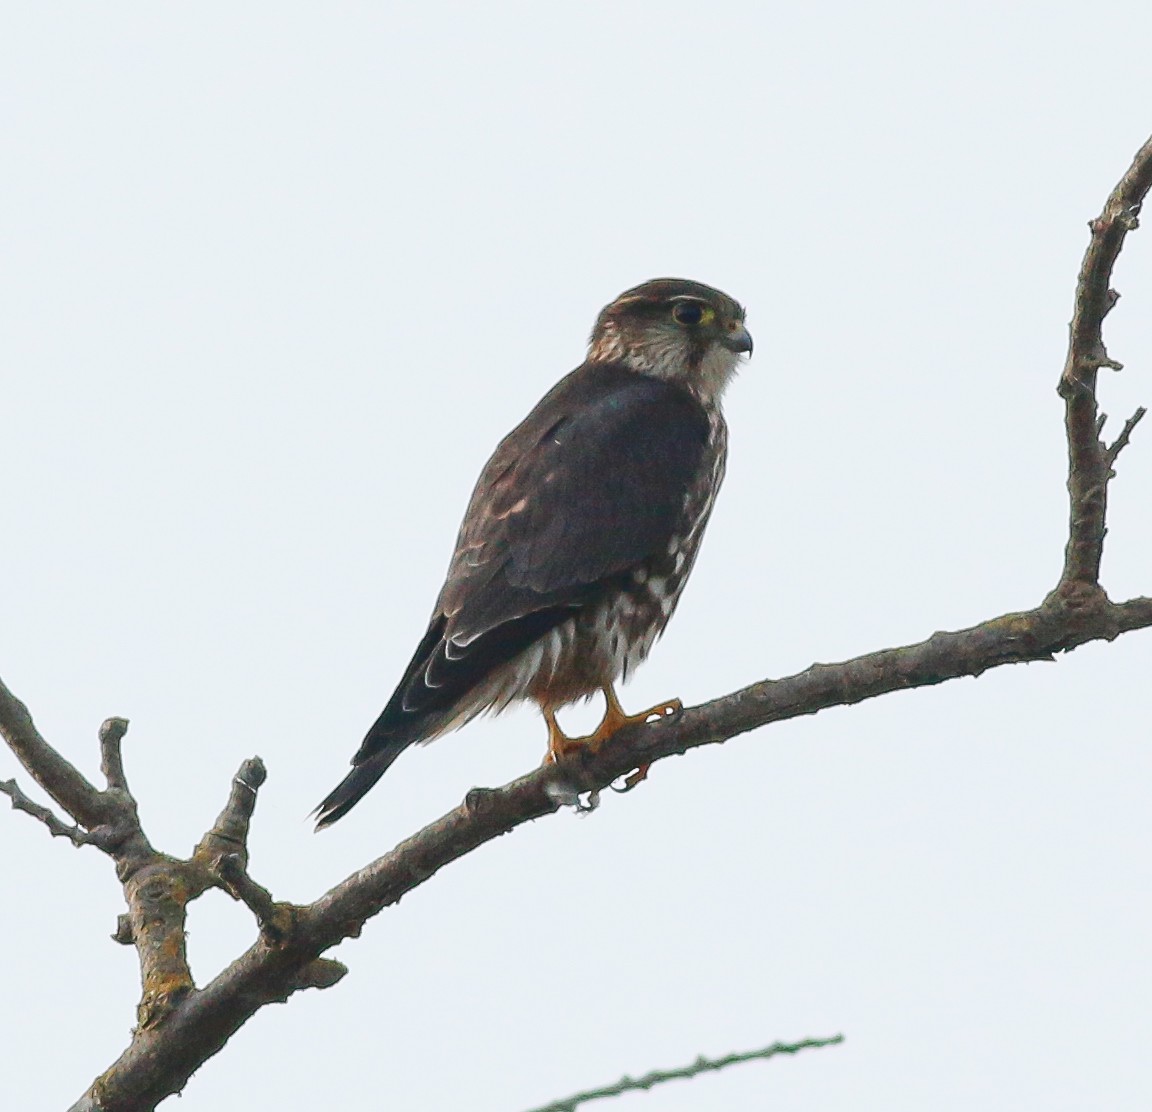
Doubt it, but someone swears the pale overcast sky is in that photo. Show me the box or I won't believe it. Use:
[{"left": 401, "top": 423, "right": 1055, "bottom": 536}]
[{"left": 3, "top": 4, "right": 1151, "bottom": 1110}]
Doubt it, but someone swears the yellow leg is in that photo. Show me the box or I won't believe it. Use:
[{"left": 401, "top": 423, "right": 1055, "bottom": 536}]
[
  {"left": 540, "top": 685, "right": 682, "bottom": 773},
  {"left": 601, "top": 684, "right": 681, "bottom": 789},
  {"left": 543, "top": 708, "right": 579, "bottom": 765}
]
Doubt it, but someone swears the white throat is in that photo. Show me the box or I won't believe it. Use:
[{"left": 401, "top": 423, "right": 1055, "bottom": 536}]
[{"left": 589, "top": 323, "right": 740, "bottom": 405}]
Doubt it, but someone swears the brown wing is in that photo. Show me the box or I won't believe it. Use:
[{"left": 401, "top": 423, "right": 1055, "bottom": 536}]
[{"left": 314, "top": 364, "right": 711, "bottom": 827}]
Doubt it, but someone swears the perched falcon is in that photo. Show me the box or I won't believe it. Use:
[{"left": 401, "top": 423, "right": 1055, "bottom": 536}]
[{"left": 315, "top": 278, "right": 751, "bottom": 828}]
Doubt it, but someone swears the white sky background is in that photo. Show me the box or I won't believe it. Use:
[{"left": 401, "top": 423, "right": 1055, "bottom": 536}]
[{"left": 2, "top": 3, "right": 1151, "bottom": 1109}]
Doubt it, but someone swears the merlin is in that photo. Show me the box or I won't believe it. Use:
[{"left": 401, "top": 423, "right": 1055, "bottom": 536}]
[{"left": 315, "top": 278, "right": 752, "bottom": 827}]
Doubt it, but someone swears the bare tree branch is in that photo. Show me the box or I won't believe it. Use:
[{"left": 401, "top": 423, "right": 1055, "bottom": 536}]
[
  {"left": 3, "top": 134, "right": 1151, "bottom": 1111},
  {"left": 48, "top": 588, "right": 1152, "bottom": 1108},
  {"left": 0, "top": 677, "right": 110, "bottom": 831},
  {"left": 1057, "top": 133, "right": 1152, "bottom": 591},
  {"left": 520, "top": 1034, "right": 844, "bottom": 1112}
]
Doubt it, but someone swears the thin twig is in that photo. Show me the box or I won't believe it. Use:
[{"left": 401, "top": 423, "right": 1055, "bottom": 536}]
[
  {"left": 521, "top": 1035, "right": 845, "bottom": 1112},
  {"left": 1106, "top": 405, "right": 1147, "bottom": 465},
  {"left": 0, "top": 777, "right": 97, "bottom": 847}
]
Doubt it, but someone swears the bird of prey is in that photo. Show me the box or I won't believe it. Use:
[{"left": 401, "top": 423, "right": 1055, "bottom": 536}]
[{"left": 315, "top": 278, "right": 751, "bottom": 828}]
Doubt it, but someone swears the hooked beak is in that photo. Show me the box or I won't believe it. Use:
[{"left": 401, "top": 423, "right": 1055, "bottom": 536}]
[{"left": 722, "top": 322, "right": 753, "bottom": 355}]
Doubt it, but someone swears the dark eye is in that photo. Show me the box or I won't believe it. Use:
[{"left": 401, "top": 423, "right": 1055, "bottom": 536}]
[{"left": 672, "top": 301, "right": 704, "bottom": 326}]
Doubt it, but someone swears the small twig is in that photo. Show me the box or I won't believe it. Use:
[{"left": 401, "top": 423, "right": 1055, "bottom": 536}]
[
  {"left": 215, "top": 853, "right": 292, "bottom": 942},
  {"left": 1106, "top": 405, "right": 1147, "bottom": 464},
  {"left": 520, "top": 1035, "right": 845, "bottom": 1112},
  {"left": 99, "top": 717, "right": 131, "bottom": 792},
  {"left": 0, "top": 777, "right": 96, "bottom": 847}
]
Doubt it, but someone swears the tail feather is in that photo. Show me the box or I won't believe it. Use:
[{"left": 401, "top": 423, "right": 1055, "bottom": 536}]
[
  {"left": 316, "top": 605, "right": 572, "bottom": 828},
  {"left": 314, "top": 619, "right": 449, "bottom": 829},
  {"left": 313, "top": 742, "right": 408, "bottom": 830}
]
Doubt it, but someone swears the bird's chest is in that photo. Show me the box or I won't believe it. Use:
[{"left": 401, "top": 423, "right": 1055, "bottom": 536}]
[{"left": 590, "top": 410, "right": 729, "bottom": 677}]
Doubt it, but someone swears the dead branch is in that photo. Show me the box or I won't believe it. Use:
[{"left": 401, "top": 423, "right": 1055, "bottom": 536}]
[
  {"left": 2, "top": 134, "right": 1151, "bottom": 1112},
  {"left": 0, "top": 680, "right": 113, "bottom": 833},
  {"left": 1057, "top": 133, "right": 1152, "bottom": 592}
]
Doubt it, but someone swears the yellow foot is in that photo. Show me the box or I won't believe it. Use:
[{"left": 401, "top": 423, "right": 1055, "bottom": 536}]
[
  {"left": 617, "top": 699, "right": 682, "bottom": 729},
  {"left": 541, "top": 690, "right": 683, "bottom": 767}
]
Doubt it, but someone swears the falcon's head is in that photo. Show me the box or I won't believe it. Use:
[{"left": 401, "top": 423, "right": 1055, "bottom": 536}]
[{"left": 588, "top": 278, "right": 752, "bottom": 403}]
